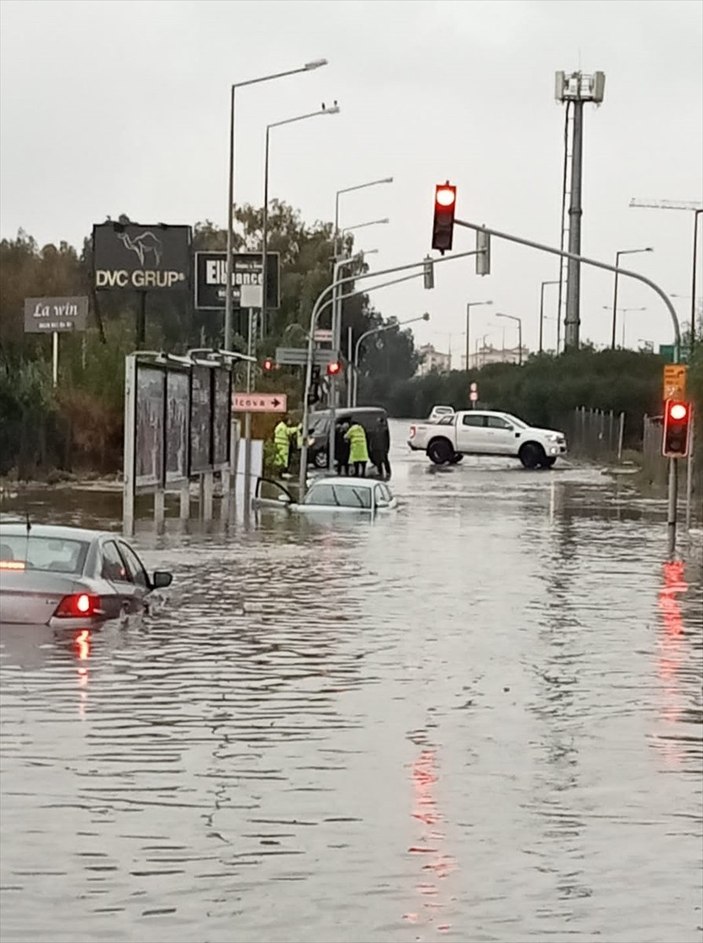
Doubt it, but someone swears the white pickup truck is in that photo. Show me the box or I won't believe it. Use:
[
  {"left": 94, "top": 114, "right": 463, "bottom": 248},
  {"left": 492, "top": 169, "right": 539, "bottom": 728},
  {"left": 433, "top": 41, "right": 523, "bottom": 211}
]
[{"left": 408, "top": 409, "right": 567, "bottom": 469}]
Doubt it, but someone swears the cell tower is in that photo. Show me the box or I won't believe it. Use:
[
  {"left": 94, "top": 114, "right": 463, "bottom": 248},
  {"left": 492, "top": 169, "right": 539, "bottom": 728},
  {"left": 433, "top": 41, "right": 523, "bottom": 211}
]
[{"left": 555, "top": 70, "right": 605, "bottom": 351}]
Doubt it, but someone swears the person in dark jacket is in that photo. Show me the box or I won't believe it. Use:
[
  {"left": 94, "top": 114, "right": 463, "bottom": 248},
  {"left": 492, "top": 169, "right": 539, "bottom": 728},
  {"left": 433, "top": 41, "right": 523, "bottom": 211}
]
[
  {"left": 372, "top": 416, "right": 392, "bottom": 480},
  {"left": 335, "top": 420, "right": 351, "bottom": 476}
]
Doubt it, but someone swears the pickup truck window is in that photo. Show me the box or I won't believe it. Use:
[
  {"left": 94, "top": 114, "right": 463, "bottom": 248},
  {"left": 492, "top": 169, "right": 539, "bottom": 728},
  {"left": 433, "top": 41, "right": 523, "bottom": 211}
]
[
  {"left": 487, "top": 416, "right": 512, "bottom": 429},
  {"left": 461, "top": 415, "right": 485, "bottom": 427}
]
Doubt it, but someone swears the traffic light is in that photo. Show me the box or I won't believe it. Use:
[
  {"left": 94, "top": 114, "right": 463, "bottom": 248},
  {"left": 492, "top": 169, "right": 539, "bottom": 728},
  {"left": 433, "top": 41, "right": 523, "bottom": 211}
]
[
  {"left": 423, "top": 256, "right": 435, "bottom": 289},
  {"left": 431, "top": 182, "right": 456, "bottom": 254},
  {"left": 662, "top": 400, "right": 691, "bottom": 457},
  {"left": 476, "top": 229, "right": 491, "bottom": 276},
  {"left": 326, "top": 360, "right": 342, "bottom": 377},
  {"left": 262, "top": 357, "right": 274, "bottom": 372}
]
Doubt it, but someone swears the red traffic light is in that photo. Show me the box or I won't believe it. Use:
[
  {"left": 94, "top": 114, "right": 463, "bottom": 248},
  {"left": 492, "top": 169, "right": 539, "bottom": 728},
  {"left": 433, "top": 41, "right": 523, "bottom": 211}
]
[
  {"left": 326, "top": 360, "right": 342, "bottom": 377},
  {"left": 662, "top": 399, "right": 691, "bottom": 458},
  {"left": 668, "top": 402, "right": 688, "bottom": 422},
  {"left": 262, "top": 357, "right": 274, "bottom": 372},
  {"left": 432, "top": 182, "right": 456, "bottom": 254},
  {"left": 435, "top": 186, "right": 456, "bottom": 208}
]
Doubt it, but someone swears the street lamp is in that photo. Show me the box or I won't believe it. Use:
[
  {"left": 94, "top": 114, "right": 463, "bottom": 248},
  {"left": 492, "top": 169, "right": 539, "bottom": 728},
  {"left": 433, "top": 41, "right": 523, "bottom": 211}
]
[
  {"left": 495, "top": 313, "right": 523, "bottom": 365},
  {"left": 539, "top": 280, "right": 559, "bottom": 354},
  {"left": 223, "top": 58, "right": 328, "bottom": 351},
  {"left": 352, "top": 313, "right": 429, "bottom": 406},
  {"left": 262, "top": 103, "right": 340, "bottom": 338},
  {"left": 333, "top": 177, "right": 393, "bottom": 359},
  {"left": 341, "top": 218, "right": 389, "bottom": 235},
  {"left": 610, "top": 247, "right": 653, "bottom": 349},
  {"left": 603, "top": 305, "right": 646, "bottom": 348},
  {"left": 465, "top": 300, "right": 492, "bottom": 373}
]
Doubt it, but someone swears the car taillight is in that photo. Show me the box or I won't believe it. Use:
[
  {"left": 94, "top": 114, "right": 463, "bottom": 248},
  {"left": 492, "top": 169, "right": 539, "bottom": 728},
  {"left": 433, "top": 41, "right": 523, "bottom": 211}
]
[
  {"left": 54, "top": 593, "right": 101, "bottom": 618},
  {"left": 409, "top": 425, "right": 416, "bottom": 438}
]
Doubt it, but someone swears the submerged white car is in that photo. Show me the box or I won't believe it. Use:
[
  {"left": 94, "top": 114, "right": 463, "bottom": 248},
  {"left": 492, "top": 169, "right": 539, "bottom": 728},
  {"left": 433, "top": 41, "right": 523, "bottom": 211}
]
[{"left": 255, "top": 476, "right": 398, "bottom": 514}]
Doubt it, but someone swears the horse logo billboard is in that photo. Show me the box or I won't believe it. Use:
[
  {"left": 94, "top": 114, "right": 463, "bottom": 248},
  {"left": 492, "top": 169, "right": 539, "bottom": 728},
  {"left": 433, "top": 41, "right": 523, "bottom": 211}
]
[{"left": 93, "top": 222, "right": 191, "bottom": 291}]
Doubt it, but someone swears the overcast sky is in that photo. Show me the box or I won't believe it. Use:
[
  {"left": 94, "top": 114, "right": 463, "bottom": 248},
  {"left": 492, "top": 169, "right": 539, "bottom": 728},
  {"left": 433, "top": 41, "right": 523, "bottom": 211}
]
[{"left": 1, "top": 0, "right": 701, "bottom": 356}]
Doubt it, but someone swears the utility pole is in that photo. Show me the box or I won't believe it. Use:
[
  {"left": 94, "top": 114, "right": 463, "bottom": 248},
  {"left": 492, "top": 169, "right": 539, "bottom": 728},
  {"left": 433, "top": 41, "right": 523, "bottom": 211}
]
[{"left": 555, "top": 70, "right": 605, "bottom": 350}]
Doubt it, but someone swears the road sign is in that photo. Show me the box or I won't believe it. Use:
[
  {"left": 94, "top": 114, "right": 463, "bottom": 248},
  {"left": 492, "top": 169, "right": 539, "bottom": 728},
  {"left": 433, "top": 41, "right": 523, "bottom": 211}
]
[
  {"left": 275, "top": 347, "right": 336, "bottom": 367},
  {"left": 314, "top": 329, "right": 333, "bottom": 343},
  {"left": 470, "top": 391, "right": 478, "bottom": 402},
  {"left": 232, "top": 393, "right": 288, "bottom": 413},
  {"left": 470, "top": 382, "right": 478, "bottom": 392},
  {"left": 24, "top": 296, "right": 89, "bottom": 333},
  {"left": 659, "top": 344, "right": 690, "bottom": 364},
  {"left": 663, "top": 364, "right": 687, "bottom": 401}
]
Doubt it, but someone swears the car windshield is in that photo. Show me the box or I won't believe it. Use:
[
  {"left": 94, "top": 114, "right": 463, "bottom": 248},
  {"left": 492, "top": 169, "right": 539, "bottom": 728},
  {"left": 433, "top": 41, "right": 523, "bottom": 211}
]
[
  {"left": 304, "top": 483, "right": 372, "bottom": 509},
  {"left": 309, "top": 414, "right": 330, "bottom": 435},
  {"left": 0, "top": 535, "right": 89, "bottom": 574}
]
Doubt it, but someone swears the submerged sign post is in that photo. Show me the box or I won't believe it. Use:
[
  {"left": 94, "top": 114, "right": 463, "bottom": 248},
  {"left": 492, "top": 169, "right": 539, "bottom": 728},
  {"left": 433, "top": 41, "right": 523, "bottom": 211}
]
[{"left": 24, "top": 295, "right": 89, "bottom": 386}]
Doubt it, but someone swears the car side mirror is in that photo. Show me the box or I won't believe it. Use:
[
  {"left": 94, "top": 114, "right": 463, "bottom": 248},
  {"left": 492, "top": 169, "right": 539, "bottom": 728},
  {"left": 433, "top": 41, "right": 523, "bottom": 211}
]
[{"left": 152, "top": 570, "right": 173, "bottom": 589}]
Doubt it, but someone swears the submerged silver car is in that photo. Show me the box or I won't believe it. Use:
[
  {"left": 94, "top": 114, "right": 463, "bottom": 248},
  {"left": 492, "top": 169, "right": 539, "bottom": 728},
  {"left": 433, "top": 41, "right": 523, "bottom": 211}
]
[{"left": 0, "top": 523, "right": 172, "bottom": 627}]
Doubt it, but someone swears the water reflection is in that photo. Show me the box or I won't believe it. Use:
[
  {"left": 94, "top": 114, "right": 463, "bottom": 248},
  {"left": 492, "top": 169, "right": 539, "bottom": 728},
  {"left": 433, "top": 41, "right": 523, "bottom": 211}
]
[
  {"left": 405, "top": 743, "right": 456, "bottom": 935},
  {"left": 1, "top": 436, "right": 702, "bottom": 943}
]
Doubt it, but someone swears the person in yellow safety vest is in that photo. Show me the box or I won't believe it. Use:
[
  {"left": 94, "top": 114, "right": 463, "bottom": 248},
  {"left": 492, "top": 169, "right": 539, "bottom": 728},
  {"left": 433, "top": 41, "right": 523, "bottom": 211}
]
[
  {"left": 344, "top": 418, "right": 369, "bottom": 477},
  {"left": 273, "top": 416, "right": 291, "bottom": 477},
  {"left": 287, "top": 418, "right": 302, "bottom": 476}
]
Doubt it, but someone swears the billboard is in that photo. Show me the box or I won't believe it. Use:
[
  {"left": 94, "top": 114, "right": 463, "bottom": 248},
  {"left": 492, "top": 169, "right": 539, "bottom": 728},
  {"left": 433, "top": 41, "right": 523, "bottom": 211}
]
[
  {"left": 165, "top": 369, "right": 190, "bottom": 483},
  {"left": 189, "top": 365, "right": 213, "bottom": 474},
  {"left": 93, "top": 222, "right": 191, "bottom": 291},
  {"left": 135, "top": 366, "right": 165, "bottom": 488},
  {"left": 212, "top": 369, "right": 232, "bottom": 467},
  {"left": 194, "top": 251, "right": 280, "bottom": 310},
  {"left": 24, "top": 296, "right": 88, "bottom": 333}
]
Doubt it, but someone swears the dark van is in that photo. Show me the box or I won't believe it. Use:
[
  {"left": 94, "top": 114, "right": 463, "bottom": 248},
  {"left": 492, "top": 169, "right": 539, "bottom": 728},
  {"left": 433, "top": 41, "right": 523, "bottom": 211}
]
[{"left": 307, "top": 406, "right": 389, "bottom": 469}]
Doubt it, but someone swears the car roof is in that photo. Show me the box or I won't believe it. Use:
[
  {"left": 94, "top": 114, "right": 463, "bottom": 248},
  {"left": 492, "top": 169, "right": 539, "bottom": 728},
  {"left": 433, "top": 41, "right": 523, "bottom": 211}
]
[
  {"left": 0, "top": 523, "right": 115, "bottom": 542},
  {"left": 311, "top": 406, "right": 387, "bottom": 418},
  {"left": 312, "top": 477, "right": 377, "bottom": 489}
]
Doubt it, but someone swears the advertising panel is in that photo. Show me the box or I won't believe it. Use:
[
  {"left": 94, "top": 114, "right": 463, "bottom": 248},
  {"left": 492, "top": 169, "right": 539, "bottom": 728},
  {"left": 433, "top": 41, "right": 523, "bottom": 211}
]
[{"left": 94, "top": 222, "right": 191, "bottom": 291}]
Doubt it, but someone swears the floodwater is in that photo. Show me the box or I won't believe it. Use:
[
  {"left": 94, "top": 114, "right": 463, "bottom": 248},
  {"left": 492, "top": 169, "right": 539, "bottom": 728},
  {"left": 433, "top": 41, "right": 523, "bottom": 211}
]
[{"left": 1, "top": 421, "right": 702, "bottom": 943}]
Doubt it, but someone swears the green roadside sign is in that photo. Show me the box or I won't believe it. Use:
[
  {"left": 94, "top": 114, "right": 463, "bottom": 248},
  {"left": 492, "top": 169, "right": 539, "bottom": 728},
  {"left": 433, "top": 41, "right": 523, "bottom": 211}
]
[{"left": 659, "top": 345, "right": 690, "bottom": 363}]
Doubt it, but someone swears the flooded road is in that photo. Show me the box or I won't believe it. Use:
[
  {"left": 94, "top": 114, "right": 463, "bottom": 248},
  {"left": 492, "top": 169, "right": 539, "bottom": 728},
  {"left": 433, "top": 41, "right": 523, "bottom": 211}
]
[{"left": 1, "top": 422, "right": 702, "bottom": 943}]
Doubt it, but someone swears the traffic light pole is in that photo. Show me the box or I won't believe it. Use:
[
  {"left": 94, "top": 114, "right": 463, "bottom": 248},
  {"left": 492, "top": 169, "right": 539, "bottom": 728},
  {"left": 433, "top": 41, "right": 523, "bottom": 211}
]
[
  {"left": 453, "top": 217, "right": 684, "bottom": 556},
  {"left": 298, "top": 249, "right": 480, "bottom": 496}
]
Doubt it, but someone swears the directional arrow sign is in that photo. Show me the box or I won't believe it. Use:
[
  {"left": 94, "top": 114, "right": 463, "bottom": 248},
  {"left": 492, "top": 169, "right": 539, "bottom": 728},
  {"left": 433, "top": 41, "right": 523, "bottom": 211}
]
[{"left": 232, "top": 392, "right": 288, "bottom": 413}]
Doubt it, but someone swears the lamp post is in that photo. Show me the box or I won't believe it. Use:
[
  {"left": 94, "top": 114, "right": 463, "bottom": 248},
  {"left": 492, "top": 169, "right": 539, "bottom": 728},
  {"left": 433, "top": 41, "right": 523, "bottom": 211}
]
[
  {"left": 262, "top": 103, "right": 339, "bottom": 337},
  {"left": 333, "top": 179, "right": 393, "bottom": 332},
  {"left": 693, "top": 210, "right": 702, "bottom": 351},
  {"left": 603, "top": 305, "right": 646, "bottom": 349},
  {"left": 495, "top": 313, "right": 523, "bottom": 365},
  {"left": 223, "top": 58, "right": 328, "bottom": 352},
  {"left": 465, "top": 300, "right": 492, "bottom": 373},
  {"left": 610, "top": 247, "right": 653, "bottom": 349},
  {"left": 341, "top": 218, "right": 389, "bottom": 238},
  {"left": 539, "top": 280, "right": 559, "bottom": 354},
  {"left": 353, "top": 313, "right": 430, "bottom": 407}
]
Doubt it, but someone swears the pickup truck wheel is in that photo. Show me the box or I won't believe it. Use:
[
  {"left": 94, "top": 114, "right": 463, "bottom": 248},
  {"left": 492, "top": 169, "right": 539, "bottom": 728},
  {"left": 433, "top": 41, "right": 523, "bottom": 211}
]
[
  {"left": 519, "top": 442, "right": 546, "bottom": 469},
  {"left": 450, "top": 452, "right": 464, "bottom": 464},
  {"left": 427, "top": 438, "right": 454, "bottom": 465},
  {"left": 542, "top": 456, "right": 557, "bottom": 468}
]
